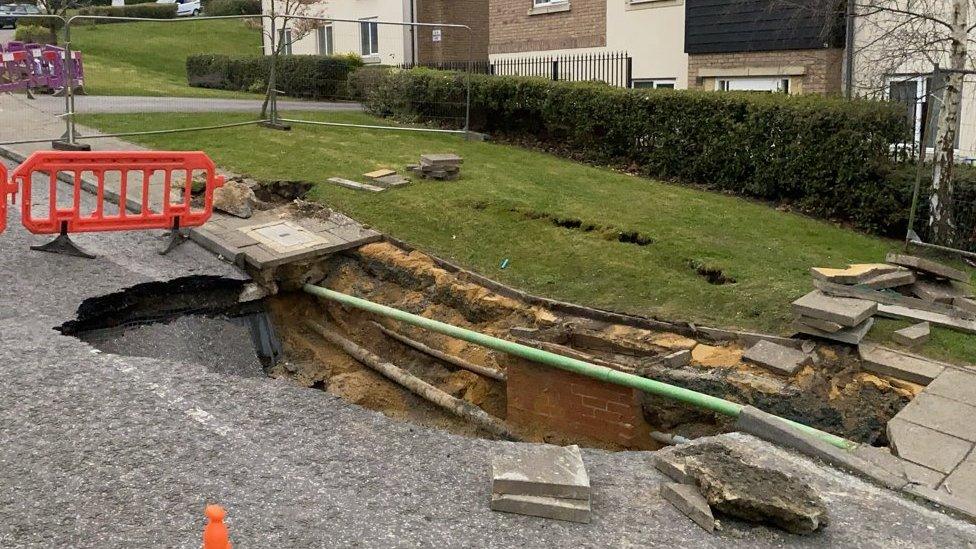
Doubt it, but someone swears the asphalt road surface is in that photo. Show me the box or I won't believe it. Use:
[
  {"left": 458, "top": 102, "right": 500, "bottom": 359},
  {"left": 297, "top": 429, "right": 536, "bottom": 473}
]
[{"left": 1, "top": 157, "right": 975, "bottom": 547}]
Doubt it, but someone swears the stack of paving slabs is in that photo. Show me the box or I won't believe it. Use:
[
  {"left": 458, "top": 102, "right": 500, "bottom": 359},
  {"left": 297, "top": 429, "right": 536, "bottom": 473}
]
[
  {"left": 885, "top": 253, "right": 975, "bottom": 312},
  {"left": 490, "top": 443, "right": 591, "bottom": 523},
  {"left": 407, "top": 153, "right": 462, "bottom": 181},
  {"left": 792, "top": 290, "right": 877, "bottom": 345}
]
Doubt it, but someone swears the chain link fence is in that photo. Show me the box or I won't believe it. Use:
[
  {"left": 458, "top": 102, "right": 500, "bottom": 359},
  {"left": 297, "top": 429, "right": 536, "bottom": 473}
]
[{"left": 0, "top": 13, "right": 474, "bottom": 148}]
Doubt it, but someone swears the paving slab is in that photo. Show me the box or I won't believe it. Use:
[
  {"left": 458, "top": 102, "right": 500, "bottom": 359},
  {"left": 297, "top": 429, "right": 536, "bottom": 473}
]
[
  {"left": 661, "top": 482, "right": 715, "bottom": 533},
  {"left": 858, "top": 343, "right": 945, "bottom": 385},
  {"left": 886, "top": 253, "right": 969, "bottom": 282},
  {"left": 363, "top": 168, "right": 396, "bottom": 179},
  {"left": 924, "top": 368, "right": 976, "bottom": 404},
  {"left": 489, "top": 493, "right": 590, "bottom": 523},
  {"left": 853, "top": 445, "right": 944, "bottom": 489},
  {"left": 372, "top": 174, "right": 411, "bottom": 188},
  {"left": 894, "top": 392, "right": 976, "bottom": 442},
  {"left": 877, "top": 303, "right": 976, "bottom": 335},
  {"left": 792, "top": 290, "right": 877, "bottom": 327},
  {"left": 326, "top": 177, "right": 385, "bottom": 192},
  {"left": 860, "top": 269, "right": 916, "bottom": 290},
  {"left": 491, "top": 443, "right": 590, "bottom": 500},
  {"left": 420, "top": 153, "right": 463, "bottom": 166},
  {"left": 893, "top": 322, "right": 930, "bottom": 347},
  {"left": 796, "top": 314, "right": 844, "bottom": 333},
  {"left": 794, "top": 317, "right": 874, "bottom": 345},
  {"left": 912, "top": 280, "right": 973, "bottom": 304},
  {"left": 956, "top": 297, "right": 976, "bottom": 314},
  {"left": 888, "top": 418, "right": 972, "bottom": 475},
  {"left": 810, "top": 263, "right": 902, "bottom": 284},
  {"left": 742, "top": 340, "right": 811, "bottom": 375},
  {"left": 942, "top": 455, "right": 976, "bottom": 506}
]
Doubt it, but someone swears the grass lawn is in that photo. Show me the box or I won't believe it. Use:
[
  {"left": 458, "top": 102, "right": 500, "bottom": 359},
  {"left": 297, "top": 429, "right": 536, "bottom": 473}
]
[
  {"left": 77, "top": 110, "right": 976, "bottom": 365},
  {"left": 70, "top": 19, "right": 262, "bottom": 97}
]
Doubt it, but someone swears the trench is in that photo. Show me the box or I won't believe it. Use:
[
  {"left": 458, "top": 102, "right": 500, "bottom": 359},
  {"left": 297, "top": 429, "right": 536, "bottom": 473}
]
[{"left": 57, "top": 245, "right": 918, "bottom": 451}]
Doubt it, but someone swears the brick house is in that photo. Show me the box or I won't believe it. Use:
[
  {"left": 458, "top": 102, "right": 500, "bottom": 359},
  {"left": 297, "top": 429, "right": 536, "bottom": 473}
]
[
  {"left": 489, "top": 0, "right": 689, "bottom": 89},
  {"left": 263, "top": 0, "right": 488, "bottom": 65},
  {"left": 684, "top": 0, "right": 845, "bottom": 95}
]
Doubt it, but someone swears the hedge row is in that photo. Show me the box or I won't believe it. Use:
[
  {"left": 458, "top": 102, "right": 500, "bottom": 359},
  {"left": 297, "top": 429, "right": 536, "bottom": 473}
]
[
  {"left": 351, "top": 68, "right": 922, "bottom": 236},
  {"left": 76, "top": 3, "right": 177, "bottom": 20},
  {"left": 186, "top": 54, "right": 364, "bottom": 99},
  {"left": 14, "top": 24, "right": 57, "bottom": 44},
  {"left": 205, "top": 0, "right": 261, "bottom": 15}
]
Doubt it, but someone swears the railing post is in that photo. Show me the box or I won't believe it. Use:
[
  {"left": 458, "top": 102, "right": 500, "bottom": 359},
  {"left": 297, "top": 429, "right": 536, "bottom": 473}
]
[
  {"left": 626, "top": 56, "right": 633, "bottom": 89},
  {"left": 551, "top": 59, "right": 558, "bottom": 81}
]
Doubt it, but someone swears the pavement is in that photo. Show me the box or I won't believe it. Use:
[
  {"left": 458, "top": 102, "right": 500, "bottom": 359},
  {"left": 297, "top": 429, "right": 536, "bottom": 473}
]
[
  {"left": 27, "top": 94, "right": 363, "bottom": 115},
  {"left": 3, "top": 101, "right": 976, "bottom": 546}
]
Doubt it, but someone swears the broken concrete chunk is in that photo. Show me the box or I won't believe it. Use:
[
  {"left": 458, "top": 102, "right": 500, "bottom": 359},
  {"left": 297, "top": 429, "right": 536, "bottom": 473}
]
[
  {"left": 810, "top": 263, "right": 901, "bottom": 285},
  {"left": 657, "top": 440, "right": 829, "bottom": 535},
  {"left": 742, "top": 340, "right": 811, "bottom": 375},
  {"left": 955, "top": 297, "right": 976, "bottom": 315},
  {"left": 661, "top": 482, "right": 715, "bottom": 533},
  {"left": 857, "top": 343, "right": 944, "bottom": 385},
  {"left": 491, "top": 443, "right": 590, "bottom": 500},
  {"left": 796, "top": 315, "right": 844, "bottom": 334},
  {"left": 660, "top": 349, "right": 692, "bottom": 368},
  {"left": 885, "top": 253, "right": 969, "bottom": 282},
  {"left": 892, "top": 322, "right": 930, "bottom": 347},
  {"left": 888, "top": 418, "right": 971, "bottom": 475},
  {"left": 794, "top": 317, "right": 874, "bottom": 345},
  {"left": 489, "top": 493, "right": 590, "bottom": 523},
  {"left": 212, "top": 179, "right": 257, "bottom": 219},
  {"left": 654, "top": 453, "right": 694, "bottom": 485},
  {"left": 792, "top": 290, "right": 877, "bottom": 327},
  {"left": 912, "top": 279, "right": 973, "bottom": 304},
  {"left": 859, "top": 269, "right": 916, "bottom": 290}
]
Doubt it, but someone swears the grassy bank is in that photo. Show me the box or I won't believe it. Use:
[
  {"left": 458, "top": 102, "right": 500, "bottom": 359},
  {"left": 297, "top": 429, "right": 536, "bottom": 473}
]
[
  {"left": 70, "top": 19, "right": 261, "bottom": 97},
  {"left": 77, "top": 110, "right": 976, "bottom": 364}
]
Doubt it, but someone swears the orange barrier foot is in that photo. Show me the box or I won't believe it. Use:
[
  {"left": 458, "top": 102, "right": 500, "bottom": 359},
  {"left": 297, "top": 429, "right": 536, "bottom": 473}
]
[{"left": 203, "top": 504, "right": 232, "bottom": 549}]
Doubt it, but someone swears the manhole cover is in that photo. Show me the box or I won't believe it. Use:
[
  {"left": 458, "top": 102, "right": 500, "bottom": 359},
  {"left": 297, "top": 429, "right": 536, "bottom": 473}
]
[{"left": 242, "top": 221, "right": 330, "bottom": 253}]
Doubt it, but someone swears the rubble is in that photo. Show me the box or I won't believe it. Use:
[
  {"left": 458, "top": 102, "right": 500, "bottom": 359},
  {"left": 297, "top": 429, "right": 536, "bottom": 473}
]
[
  {"left": 212, "top": 179, "right": 257, "bottom": 219},
  {"left": 661, "top": 482, "right": 715, "bottom": 533},
  {"left": 911, "top": 279, "right": 973, "bottom": 304},
  {"left": 886, "top": 253, "right": 969, "bottom": 282},
  {"left": 892, "top": 322, "right": 930, "bottom": 347}
]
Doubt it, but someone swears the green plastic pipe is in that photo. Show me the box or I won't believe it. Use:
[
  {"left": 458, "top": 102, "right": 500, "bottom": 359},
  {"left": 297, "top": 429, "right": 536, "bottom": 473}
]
[{"left": 303, "top": 284, "right": 854, "bottom": 450}]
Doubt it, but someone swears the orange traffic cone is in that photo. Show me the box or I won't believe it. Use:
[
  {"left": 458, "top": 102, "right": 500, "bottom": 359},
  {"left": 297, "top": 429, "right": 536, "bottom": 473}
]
[{"left": 203, "top": 504, "right": 232, "bottom": 549}]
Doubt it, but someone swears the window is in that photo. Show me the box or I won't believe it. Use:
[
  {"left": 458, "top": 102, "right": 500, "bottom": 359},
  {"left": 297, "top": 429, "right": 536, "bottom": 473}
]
[
  {"left": 887, "top": 74, "right": 959, "bottom": 149},
  {"left": 534, "top": 0, "right": 567, "bottom": 5},
  {"left": 632, "top": 79, "right": 676, "bottom": 89},
  {"left": 277, "top": 28, "right": 293, "bottom": 55},
  {"left": 716, "top": 77, "right": 789, "bottom": 93},
  {"left": 317, "top": 25, "right": 334, "bottom": 56},
  {"left": 360, "top": 18, "right": 379, "bottom": 56}
]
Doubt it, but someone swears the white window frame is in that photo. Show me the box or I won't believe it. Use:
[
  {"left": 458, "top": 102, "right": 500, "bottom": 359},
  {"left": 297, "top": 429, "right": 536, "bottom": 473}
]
[
  {"left": 716, "top": 76, "right": 789, "bottom": 94},
  {"left": 632, "top": 78, "right": 676, "bottom": 89},
  {"left": 360, "top": 18, "right": 379, "bottom": 57},
  {"left": 317, "top": 24, "right": 334, "bottom": 56},
  {"left": 277, "top": 28, "right": 293, "bottom": 55},
  {"left": 886, "top": 74, "right": 929, "bottom": 148},
  {"left": 534, "top": 0, "right": 567, "bottom": 6}
]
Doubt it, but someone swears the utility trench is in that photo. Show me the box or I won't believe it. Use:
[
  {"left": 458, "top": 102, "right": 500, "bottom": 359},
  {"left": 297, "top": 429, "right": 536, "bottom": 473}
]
[{"left": 59, "top": 242, "right": 920, "bottom": 451}]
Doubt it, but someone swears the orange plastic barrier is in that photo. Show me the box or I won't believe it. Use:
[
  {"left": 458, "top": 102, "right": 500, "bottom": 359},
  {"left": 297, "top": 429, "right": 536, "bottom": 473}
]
[
  {"left": 203, "top": 504, "right": 232, "bottom": 549},
  {"left": 0, "top": 162, "right": 9, "bottom": 234},
  {"left": 11, "top": 150, "right": 224, "bottom": 235}
]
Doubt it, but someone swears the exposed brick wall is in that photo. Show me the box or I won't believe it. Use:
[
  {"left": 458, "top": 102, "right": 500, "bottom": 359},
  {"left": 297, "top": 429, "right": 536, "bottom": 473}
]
[
  {"left": 506, "top": 357, "right": 651, "bottom": 449},
  {"left": 687, "top": 48, "right": 844, "bottom": 95},
  {"left": 489, "top": 0, "right": 606, "bottom": 55},
  {"left": 417, "top": 0, "right": 489, "bottom": 63}
]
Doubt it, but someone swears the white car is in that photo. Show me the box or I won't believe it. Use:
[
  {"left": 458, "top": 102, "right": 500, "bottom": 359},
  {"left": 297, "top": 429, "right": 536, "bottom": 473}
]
[{"left": 156, "top": 0, "right": 201, "bottom": 17}]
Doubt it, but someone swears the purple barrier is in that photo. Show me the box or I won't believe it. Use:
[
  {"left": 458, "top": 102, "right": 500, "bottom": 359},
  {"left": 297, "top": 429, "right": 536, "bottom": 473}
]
[
  {"left": 0, "top": 50, "right": 31, "bottom": 93},
  {"left": 42, "top": 45, "right": 84, "bottom": 94}
]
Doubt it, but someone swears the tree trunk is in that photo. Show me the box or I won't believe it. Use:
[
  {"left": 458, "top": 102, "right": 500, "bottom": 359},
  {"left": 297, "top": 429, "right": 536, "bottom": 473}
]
[{"left": 928, "top": 0, "right": 969, "bottom": 246}]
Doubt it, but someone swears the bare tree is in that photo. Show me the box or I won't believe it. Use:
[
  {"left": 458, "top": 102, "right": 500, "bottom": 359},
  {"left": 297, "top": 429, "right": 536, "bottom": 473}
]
[{"left": 260, "top": 0, "right": 327, "bottom": 119}]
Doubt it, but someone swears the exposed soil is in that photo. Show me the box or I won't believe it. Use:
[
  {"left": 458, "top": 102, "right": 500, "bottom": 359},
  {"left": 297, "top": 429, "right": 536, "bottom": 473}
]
[{"left": 265, "top": 241, "right": 915, "bottom": 449}]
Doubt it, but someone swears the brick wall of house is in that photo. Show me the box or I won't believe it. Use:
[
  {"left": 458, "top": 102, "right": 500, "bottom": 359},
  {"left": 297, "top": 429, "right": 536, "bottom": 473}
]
[
  {"left": 417, "top": 0, "right": 489, "bottom": 63},
  {"left": 506, "top": 357, "right": 651, "bottom": 448},
  {"left": 687, "top": 49, "right": 844, "bottom": 95},
  {"left": 489, "top": 0, "right": 606, "bottom": 55}
]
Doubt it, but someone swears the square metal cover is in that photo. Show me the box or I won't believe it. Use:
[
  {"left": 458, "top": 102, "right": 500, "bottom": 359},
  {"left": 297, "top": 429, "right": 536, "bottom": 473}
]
[{"left": 241, "top": 221, "right": 330, "bottom": 253}]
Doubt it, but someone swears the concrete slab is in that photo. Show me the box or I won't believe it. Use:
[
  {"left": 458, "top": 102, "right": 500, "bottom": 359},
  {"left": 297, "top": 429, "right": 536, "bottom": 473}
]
[
  {"left": 956, "top": 297, "right": 976, "bottom": 314},
  {"left": 794, "top": 317, "right": 874, "bottom": 345},
  {"left": 742, "top": 340, "right": 811, "bottom": 375},
  {"left": 420, "top": 153, "right": 463, "bottom": 166},
  {"left": 886, "top": 253, "right": 969, "bottom": 282},
  {"left": 326, "top": 177, "right": 385, "bottom": 192},
  {"left": 796, "top": 315, "right": 844, "bottom": 333},
  {"left": 895, "top": 392, "right": 976, "bottom": 442},
  {"left": 892, "top": 322, "right": 930, "bottom": 347},
  {"left": 489, "top": 493, "right": 590, "bottom": 524},
  {"left": 860, "top": 269, "right": 916, "bottom": 290},
  {"left": 810, "top": 263, "right": 901, "bottom": 285},
  {"left": 942, "top": 455, "right": 976, "bottom": 507},
  {"left": 858, "top": 343, "right": 944, "bottom": 385},
  {"left": 661, "top": 482, "right": 715, "bottom": 533},
  {"left": 877, "top": 303, "right": 976, "bottom": 335},
  {"left": 924, "top": 368, "right": 976, "bottom": 404},
  {"left": 491, "top": 443, "right": 590, "bottom": 500},
  {"left": 363, "top": 169, "right": 396, "bottom": 179},
  {"left": 888, "top": 418, "right": 972, "bottom": 475},
  {"left": 792, "top": 290, "right": 877, "bottom": 327},
  {"left": 912, "top": 280, "right": 973, "bottom": 304},
  {"left": 372, "top": 174, "right": 411, "bottom": 188},
  {"left": 852, "top": 445, "right": 943, "bottom": 489}
]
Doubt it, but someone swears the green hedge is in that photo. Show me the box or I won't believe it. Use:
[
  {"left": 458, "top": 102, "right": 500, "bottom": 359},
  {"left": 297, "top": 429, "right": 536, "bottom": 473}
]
[
  {"left": 76, "top": 3, "right": 178, "bottom": 20},
  {"left": 205, "top": 0, "right": 261, "bottom": 15},
  {"left": 14, "top": 24, "right": 58, "bottom": 44},
  {"left": 353, "top": 68, "right": 918, "bottom": 236},
  {"left": 883, "top": 163, "right": 976, "bottom": 249},
  {"left": 187, "top": 54, "right": 364, "bottom": 99}
]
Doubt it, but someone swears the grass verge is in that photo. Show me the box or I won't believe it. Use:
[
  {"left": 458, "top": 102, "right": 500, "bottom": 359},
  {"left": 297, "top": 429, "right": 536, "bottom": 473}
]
[
  {"left": 70, "top": 19, "right": 261, "bottom": 97},
  {"left": 77, "top": 110, "right": 976, "bottom": 365}
]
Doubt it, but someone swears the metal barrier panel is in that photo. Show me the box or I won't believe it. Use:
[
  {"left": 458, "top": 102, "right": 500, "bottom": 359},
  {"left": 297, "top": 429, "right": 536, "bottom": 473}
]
[{"left": 12, "top": 151, "right": 224, "bottom": 234}]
